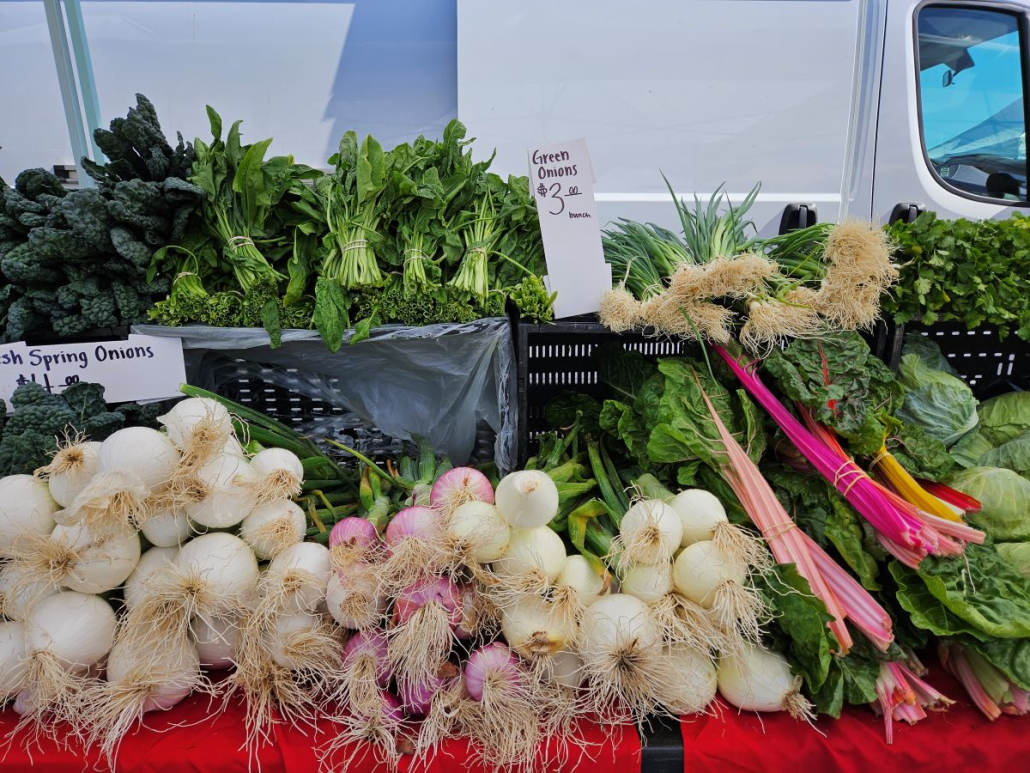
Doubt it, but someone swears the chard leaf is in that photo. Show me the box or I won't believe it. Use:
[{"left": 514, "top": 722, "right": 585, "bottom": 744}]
[
  {"left": 760, "top": 563, "right": 837, "bottom": 693},
  {"left": 891, "top": 543, "right": 1030, "bottom": 640},
  {"left": 974, "top": 638, "right": 1030, "bottom": 691}
]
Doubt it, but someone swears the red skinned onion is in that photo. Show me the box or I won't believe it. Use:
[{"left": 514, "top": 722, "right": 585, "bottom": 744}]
[
  {"left": 393, "top": 576, "right": 462, "bottom": 628},
  {"left": 465, "top": 643, "right": 521, "bottom": 702},
  {"left": 342, "top": 631, "right": 393, "bottom": 689},
  {"left": 330, "top": 518, "right": 379, "bottom": 551},
  {"left": 430, "top": 468, "right": 494, "bottom": 515}
]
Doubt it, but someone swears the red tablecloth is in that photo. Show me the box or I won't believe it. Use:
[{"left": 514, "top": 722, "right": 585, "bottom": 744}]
[
  {"left": 0, "top": 696, "right": 642, "bottom": 773},
  {"left": 680, "top": 669, "right": 1026, "bottom": 772}
]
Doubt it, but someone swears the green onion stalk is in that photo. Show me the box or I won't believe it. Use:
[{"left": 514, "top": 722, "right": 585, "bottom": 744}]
[
  {"left": 669, "top": 180, "right": 761, "bottom": 262},
  {"left": 602, "top": 219, "right": 690, "bottom": 300},
  {"left": 759, "top": 222, "right": 835, "bottom": 284}
]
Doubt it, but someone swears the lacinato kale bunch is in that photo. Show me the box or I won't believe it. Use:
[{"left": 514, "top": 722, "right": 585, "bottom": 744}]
[
  {"left": 0, "top": 94, "right": 204, "bottom": 343},
  {"left": 0, "top": 381, "right": 163, "bottom": 476}
]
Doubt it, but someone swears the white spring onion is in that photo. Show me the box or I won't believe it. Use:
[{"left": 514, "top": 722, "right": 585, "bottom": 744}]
[
  {"left": 83, "top": 636, "right": 204, "bottom": 764},
  {"left": 326, "top": 564, "right": 387, "bottom": 631},
  {"left": 491, "top": 526, "right": 567, "bottom": 598},
  {"left": 123, "top": 546, "right": 178, "bottom": 610},
  {"left": 0, "top": 475, "right": 57, "bottom": 544},
  {"left": 193, "top": 614, "right": 239, "bottom": 670},
  {"left": 98, "top": 428, "right": 180, "bottom": 492},
  {"left": 21, "top": 591, "right": 117, "bottom": 728},
  {"left": 556, "top": 554, "right": 607, "bottom": 606},
  {"left": 544, "top": 650, "right": 584, "bottom": 690},
  {"left": 37, "top": 440, "right": 101, "bottom": 508},
  {"left": 618, "top": 499, "right": 683, "bottom": 566},
  {"left": 672, "top": 539, "right": 766, "bottom": 646},
  {"left": 120, "top": 533, "right": 259, "bottom": 651},
  {"left": 54, "top": 522, "right": 141, "bottom": 594},
  {"left": 262, "top": 542, "right": 332, "bottom": 614},
  {"left": 174, "top": 533, "right": 259, "bottom": 615},
  {"left": 183, "top": 454, "right": 258, "bottom": 529},
  {"left": 670, "top": 489, "right": 728, "bottom": 545},
  {"left": 500, "top": 595, "right": 573, "bottom": 658},
  {"left": 621, "top": 562, "right": 674, "bottom": 604},
  {"left": 140, "top": 507, "right": 193, "bottom": 548},
  {"left": 716, "top": 644, "right": 813, "bottom": 719},
  {"left": 494, "top": 470, "right": 560, "bottom": 529},
  {"left": 239, "top": 500, "right": 307, "bottom": 561},
  {"left": 0, "top": 621, "right": 27, "bottom": 700},
  {"left": 0, "top": 562, "right": 56, "bottom": 622},
  {"left": 159, "top": 397, "right": 231, "bottom": 449},
  {"left": 657, "top": 644, "right": 717, "bottom": 714},
  {"left": 55, "top": 469, "right": 149, "bottom": 535},
  {"left": 446, "top": 500, "right": 510, "bottom": 563},
  {"left": 7, "top": 523, "right": 140, "bottom": 598},
  {"left": 670, "top": 489, "right": 771, "bottom": 569},
  {"left": 248, "top": 448, "right": 304, "bottom": 504},
  {"left": 672, "top": 540, "right": 745, "bottom": 608},
  {"left": 579, "top": 593, "right": 665, "bottom": 720},
  {"left": 261, "top": 612, "right": 324, "bottom": 670}
]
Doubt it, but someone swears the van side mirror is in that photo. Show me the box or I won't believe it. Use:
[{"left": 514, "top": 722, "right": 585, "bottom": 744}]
[{"left": 778, "top": 203, "right": 817, "bottom": 234}]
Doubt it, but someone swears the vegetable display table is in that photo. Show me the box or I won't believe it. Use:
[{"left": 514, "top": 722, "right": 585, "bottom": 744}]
[{"left": 0, "top": 669, "right": 1022, "bottom": 772}]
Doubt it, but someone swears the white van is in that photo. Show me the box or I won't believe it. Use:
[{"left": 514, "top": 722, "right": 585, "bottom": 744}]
[{"left": 457, "top": 0, "right": 1029, "bottom": 232}]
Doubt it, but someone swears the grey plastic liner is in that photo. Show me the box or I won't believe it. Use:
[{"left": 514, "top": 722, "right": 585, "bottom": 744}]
[{"left": 132, "top": 319, "right": 516, "bottom": 472}]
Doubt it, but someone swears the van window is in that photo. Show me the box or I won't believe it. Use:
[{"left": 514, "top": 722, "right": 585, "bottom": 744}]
[{"left": 917, "top": 5, "right": 1027, "bottom": 201}]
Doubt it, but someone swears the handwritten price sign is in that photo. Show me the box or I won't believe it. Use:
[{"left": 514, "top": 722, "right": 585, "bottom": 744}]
[
  {"left": 527, "top": 139, "right": 611, "bottom": 318},
  {"left": 0, "top": 334, "right": 187, "bottom": 409}
]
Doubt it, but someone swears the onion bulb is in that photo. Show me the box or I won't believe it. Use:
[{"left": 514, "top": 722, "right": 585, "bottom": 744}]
[
  {"left": 556, "top": 554, "right": 607, "bottom": 605},
  {"left": 0, "top": 475, "right": 57, "bottom": 544},
  {"left": 0, "top": 562, "right": 56, "bottom": 622},
  {"left": 544, "top": 650, "right": 584, "bottom": 690},
  {"left": 657, "top": 644, "right": 717, "bottom": 714},
  {"left": 618, "top": 499, "right": 683, "bottom": 566},
  {"left": 47, "top": 523, "right": 141, "bottom": 595},
  {"left": 248, "top": 448, "right": 304, "bottom": 504},
  {"left": 430, "top": 467, "right": 494, "bottom": 516},
  {"left": 446, "top": 501, "right": 510, "bottom": 563},
  {"left": 159, "top": 397, "right": 231, "bottom": 448},
  {"left": 193, "top": 614, "right": 239, "bottom": 670},
  {"left": 495, "top": 470, "right": 559, "bottom": 529},
  {"left": 500, "top": 595, "right": 572, "bottom": 658},
  {"left": 579, "top": 594, "right": 665, "bottom": 720},
  {"left": 717, "top": 644, "right": 812, "bottom": 719},
  {"left": 37, "top": 441, "right": 101, "bottom": 508},
  {"left": 621, "top": 562, "right": 673, "bottom": 604},
  {"left": 670, "top": 489, "right": 727, "bottom": 545},
  {"left": 0, "top": 621, "right": 27, "bottom": 699},
  {"left": 239, "top": 500, "right": 306, "bottom": 560},
  {"left": 140, "top": 507, "right": 192, "bottom": 548},
  {"left": 22, "top": 591, "right": 117, "bottom": 726},
  {"left": 672, "top": 540, "right": 745, "bottom": 608},
  {"left": 123, "top": 546, "right": 178, "bottom": 610},
  {"left": 183, "top": 454, "right": 257, "bottom": 529},
  {"left": 263, "top": 542, "right": 331, "bottom": 614},
  {"left": 326, "top": 564, "right": 387, "bottom": 630},
  {"left": 98, "top": 428, "right": 179, "bottom": 492},
  {"left": 492, "top": 527, "right": 567, "bottom": 593}
]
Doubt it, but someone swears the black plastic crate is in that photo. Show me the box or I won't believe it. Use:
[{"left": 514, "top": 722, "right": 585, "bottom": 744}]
[
  {"left": 515, "top": 316, "right": 895, "bottom": 466},
  {"left": 899, "top": 321, "right": 1028, "bottom": 398}
]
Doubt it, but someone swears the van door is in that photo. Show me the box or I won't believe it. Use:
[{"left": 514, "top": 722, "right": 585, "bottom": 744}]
[
  {"left": 873, "top": 0, "right": 1030, "bottom": 221},
  {"left": 457, "top": 0, "right": 861, "bottom": 235}
]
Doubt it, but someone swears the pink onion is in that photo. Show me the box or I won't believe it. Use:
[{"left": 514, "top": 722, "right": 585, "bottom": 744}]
[
  {"left": 385, "top": 507, "right": 440, "bottom": 550},
  {"left": 379, "top": 690, "right": 405, "bottom": 724},
  {"left": 342, "top": 631, "right": 393, "bottom": 688},
  {"left": 430, "top": 468, "right": 494, "bottom": 514},
  {"left": 330, "top": 517, "right": 380, "bottom": 551},
  {"left": 465, "top": 643, "right": 521, "bottom": 702},
  {"left": 398, "top": 662, "right": 458, "bottom": 716},
  {"left": 454, "top": 584, "right": 480, "bottom": 641},
  {"left": 393, "top": 576, "right": 462, "bottom": 629}
]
